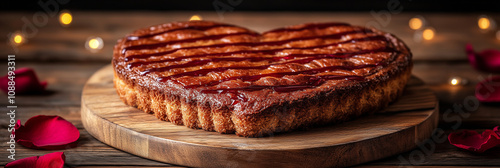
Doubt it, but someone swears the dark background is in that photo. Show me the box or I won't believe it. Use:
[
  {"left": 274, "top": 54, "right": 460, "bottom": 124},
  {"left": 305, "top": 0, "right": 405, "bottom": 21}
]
[{"left": 3, "top": 0, "right": 500, "bottom": 12}]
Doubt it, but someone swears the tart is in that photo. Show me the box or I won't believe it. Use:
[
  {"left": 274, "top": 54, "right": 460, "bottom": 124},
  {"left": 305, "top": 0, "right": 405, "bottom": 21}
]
[{"left": 112, "top": 21, "right": 412, "bottom": 137}]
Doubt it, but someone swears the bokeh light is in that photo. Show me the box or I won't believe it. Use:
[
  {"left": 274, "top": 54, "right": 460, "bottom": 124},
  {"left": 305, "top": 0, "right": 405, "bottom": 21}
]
[
  {"left": 85, "top": 37, "right": 103, "bottom": 52},
  {"left": 449, "top": 76, "right": 468, "bottom": 86},
  {"left": 11, "top": 32, "right": 25, "bottom": 45},
  {"left": 189, "top": 15, "right": 202, "bottom": 21},
  {"left": 422, "top": 28, "right": 435, "bottom": 41},
  {"left": 409, "top": 16, "right": 425, "bottom": 30},
  {"left": 478, "top": 15, "right": 491, "bottom": 30},
  {"left": 59, "top": 10, "right": 73, "bottom": 26}
]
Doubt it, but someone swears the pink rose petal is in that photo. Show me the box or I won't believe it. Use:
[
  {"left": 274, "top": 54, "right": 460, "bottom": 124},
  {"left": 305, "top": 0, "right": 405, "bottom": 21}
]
[
  {"left": 36, "top": 152, "right": 66, "bottom": 168},
  {"left": 448, "top": 127, "right": 500, "bottom": 153},
  {"left": 5, "top": 152, "right": 65, "bottom": 168},
  {"left": 4, "top": 156, "right": 38, "bottom": 168},
  {"left": 466, "top": 44, "right": 500, "bottom": 73},
  {"left": 14, "top": 115, "right": 80, "bottom": 150},
  {"left": 475, "top": 76, "right": 500, "bottom": 102},
  {"left": 0, "top": 67, "right": 47, "bottom": 95}
]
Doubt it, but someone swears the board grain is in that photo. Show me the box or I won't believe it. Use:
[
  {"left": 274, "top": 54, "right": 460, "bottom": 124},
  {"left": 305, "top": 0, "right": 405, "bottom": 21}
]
[{"left": 81, "top": 65, "right": 439, "bottom": 168}]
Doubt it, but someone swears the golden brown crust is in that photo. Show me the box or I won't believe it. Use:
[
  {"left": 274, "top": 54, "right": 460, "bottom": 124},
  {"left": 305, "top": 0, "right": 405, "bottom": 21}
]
[{"left": 112, "top": 21, "right": 413, "bottom": 137}]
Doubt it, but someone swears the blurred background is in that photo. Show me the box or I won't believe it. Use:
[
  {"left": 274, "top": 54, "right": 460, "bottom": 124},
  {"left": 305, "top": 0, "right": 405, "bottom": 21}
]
[
  {"left": 2, "top": 0, "right": 500, "bottom": 62},
  {"left": 1, "top": 1, "right": 500, "bottom": 167},
  {"left": 4, "top": 0, "right": 500, "bottom": 12}
]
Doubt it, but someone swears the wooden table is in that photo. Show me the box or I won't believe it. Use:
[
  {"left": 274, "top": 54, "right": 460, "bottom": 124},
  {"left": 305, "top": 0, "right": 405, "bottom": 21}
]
[{"left": 1, "top": 11, "right": 500, "bottom": 167}]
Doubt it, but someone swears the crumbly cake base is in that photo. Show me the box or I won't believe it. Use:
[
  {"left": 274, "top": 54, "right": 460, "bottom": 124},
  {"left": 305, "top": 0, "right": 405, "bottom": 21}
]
[{"left": 114, "top": 64, "right": 411, "bottom": 137}]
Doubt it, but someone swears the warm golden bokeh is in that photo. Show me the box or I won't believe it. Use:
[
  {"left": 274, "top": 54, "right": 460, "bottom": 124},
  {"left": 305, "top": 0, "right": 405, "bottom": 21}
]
[
  {"left": 189, "top": 15, "right": 202, "bottom": 21},
  {"left": 450, "top": 78, "right": 458, "bottom": 85},
  {"left": 409, "top": 17, "right": 423, "bottom": 30},
  {"left": 86, "top": 37, "right": 103, "bottom": 52},
  {"left": 13, "top": 34, "right": 23, "bottom": 44},
  {"left": 422, "top": 28, "right": 435, "bottom": 40},
  {"left": 478, "top": 16, "right": 491, "bottom": 30},
  {"left": 59, "top": 11, "right": 73, "bottom": 26},
  {"left": 88, "top": 38, "right": 100, "bottom": 49}
]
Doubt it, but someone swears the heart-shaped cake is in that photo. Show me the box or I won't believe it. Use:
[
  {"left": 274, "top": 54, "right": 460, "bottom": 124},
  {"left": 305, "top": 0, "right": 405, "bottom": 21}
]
[{"left": 112, "top": 21, "right": 412, "bottom": 137}]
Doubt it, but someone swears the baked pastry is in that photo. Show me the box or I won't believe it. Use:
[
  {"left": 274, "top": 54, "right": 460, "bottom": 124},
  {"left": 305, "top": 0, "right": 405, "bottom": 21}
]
[{"left": 112, "top": 21, "right": 412, "bottom": 137}]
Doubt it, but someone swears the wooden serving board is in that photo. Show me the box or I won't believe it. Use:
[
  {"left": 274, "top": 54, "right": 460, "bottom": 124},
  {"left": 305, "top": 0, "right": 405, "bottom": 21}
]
[{"left": 81, "top": 65, "right": 438, "bottom": 168}]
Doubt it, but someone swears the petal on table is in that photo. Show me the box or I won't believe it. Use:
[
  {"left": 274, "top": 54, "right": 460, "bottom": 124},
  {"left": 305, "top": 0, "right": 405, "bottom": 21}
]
[
  {"left": 449, "top": 128, "right": 500, "bottom": 153},
  {"left": 466, "top": 44, "right": 500, "bottom": 73},
  {"left": 15, "top": 115, "right": 80, "bottom": 150},
  {"left": 475, "top": 76, "right": 500, "bottom": 102},
  {"left": 36, "top": 152, "right": 66, "bottom": 168},
  {"left": 0, "top": 67, "right": 47, "bottom": 94},
  {"left": 4, "top": 156, "right": 38, "bottom": 168}
]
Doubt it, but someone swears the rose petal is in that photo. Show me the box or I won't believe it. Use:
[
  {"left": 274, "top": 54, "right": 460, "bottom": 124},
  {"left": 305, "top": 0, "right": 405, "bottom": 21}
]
[
  {"left": 5, "top": 152, "right": 66, "bottom": 168},
  {"left": 466, "top": 44, "right": 500, "bottom": 73},
  {"left": 448, "top": 128, "right": 500, "bottom": 153},
  {"left": 15, "top": 115, "right": 80, "bottom": 150},
  {"left": 5, "top": 156, "right": 38, "bottom": 168},
  {"left": 0, "top": 67, "right": 47, "bottom": 95},
  {"left": 475, "top": 76, "right": 500, "bottom": 102},
  {"left": 36, "top": 152, "right": 66, "bottom": 168}
]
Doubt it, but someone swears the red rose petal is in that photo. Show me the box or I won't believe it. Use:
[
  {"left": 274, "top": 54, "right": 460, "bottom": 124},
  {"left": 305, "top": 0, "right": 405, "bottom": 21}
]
[
  {"left": 14, "top": 115, "right": 80, "bottom": 150},
  {"left": 36, "top": 152, "right": 66, "bottom": 168},
  {"left": 5, "top": 156, "right": 38, "bottom": 168},
  {"left": 475, "top": 76, "right": 500, "bottom": 102},
  {"left": 448, "top": 128, "right": 500, "bottom": 153},
  {"left": 466, "top": 44, "right": 500, "bottom": 73},
  {"left": 0, "top": 67, "right": 47, "bottom": 95},
  {"left": 5, "top": 152, "right": 66, "bottom": 168}
]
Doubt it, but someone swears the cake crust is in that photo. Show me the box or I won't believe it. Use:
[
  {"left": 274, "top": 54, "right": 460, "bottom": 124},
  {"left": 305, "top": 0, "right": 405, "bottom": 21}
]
[{"left": 112, "top": 21, "right": 412, "bottom": 137}]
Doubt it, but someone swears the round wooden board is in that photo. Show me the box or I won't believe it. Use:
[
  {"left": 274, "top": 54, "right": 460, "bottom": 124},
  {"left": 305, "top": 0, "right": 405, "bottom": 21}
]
[{"left": 81, "top": 65, "right": 438, "bottom": 168}]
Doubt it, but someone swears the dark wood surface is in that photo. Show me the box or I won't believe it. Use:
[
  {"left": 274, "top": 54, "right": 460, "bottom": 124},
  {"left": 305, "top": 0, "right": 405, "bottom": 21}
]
[{"left": 1, "top": 11, "right": 500, "bottom": 167}]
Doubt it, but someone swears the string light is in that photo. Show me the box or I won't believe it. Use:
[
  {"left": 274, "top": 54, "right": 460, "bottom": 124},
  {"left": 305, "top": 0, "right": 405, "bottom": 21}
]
[
  {"left": 409, "top": 16, "right": 426, "bottom": 30},
  {"left": 10, "top": 32, "right": 25, "bottom": 46},
  {"left": 478, "top": 15, "right": 491, "bottom": 30},
  {"left": 85, "top": 37, "right": 103, "bottom": 52},
  {"left": 413, "top": 27, "right": 435, "bottom": 42},
  {"left": 450, "top": 78, "right": 459, "bottom": 85},
  {"left": 189, "top": 15, "right": 202, "bottom": 21},
  {"left": 449, "top": 76, "right": 468, "bottom": 86},
  {"left": 59, "top": 10, "right": 73, "bottom": 27},
  {"left": 422, "top": 28, "right": 435, "bottom": 41}
]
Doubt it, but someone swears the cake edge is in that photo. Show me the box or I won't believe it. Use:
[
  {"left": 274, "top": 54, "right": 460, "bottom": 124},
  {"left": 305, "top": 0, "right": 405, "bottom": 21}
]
[{"left": 113, "top": 61, "right": 412, "bottom": 137}]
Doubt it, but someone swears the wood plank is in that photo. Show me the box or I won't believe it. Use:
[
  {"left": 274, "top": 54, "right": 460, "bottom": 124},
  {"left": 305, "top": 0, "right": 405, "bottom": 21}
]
[
  {"left": 357, "top": 166, "right": 497, "bottom": 168},
  {"left": 71, "top": 166, "right": 498, "bottom": 168},
  {"left": 413, "top": 62, "right": 491, "bottom": 85},
  {"left": 1, "top": 12, "right": 498, "bottom": 62},
  {"left": 0, "top": 107, "right": 173, "bottom": 167},
  {"left": 0, "top": 129, "right": 173, "bottom": 167},
  {"left": 73, "top": 167, "right": 184, "bottom": 168},
  {"left": 0, "top": 63, "right": 107, "bottom": 106},
  {"left": 413, "top": 62, "right": 500, "bottom": 129},
  {"left": 365, "top": 129, "right": 500, "bottom": 167},
  {"left": 0, "top": 97, "right": 497, "bottom": 167}
]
